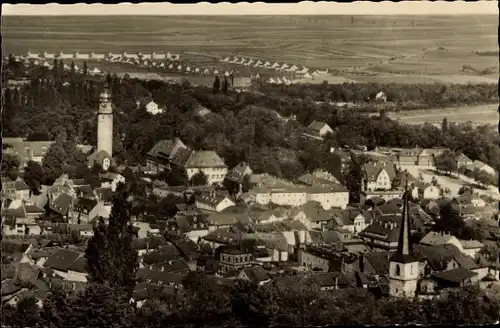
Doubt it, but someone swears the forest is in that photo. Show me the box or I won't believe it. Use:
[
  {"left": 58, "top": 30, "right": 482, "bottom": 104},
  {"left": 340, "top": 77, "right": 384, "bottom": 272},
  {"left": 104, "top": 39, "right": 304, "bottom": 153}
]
[
  {"left": 2, "top": 192, "right": 499, "bottom": 328},
  {"left": 3, "top": 57, "right": 500, "bottom": 185}
]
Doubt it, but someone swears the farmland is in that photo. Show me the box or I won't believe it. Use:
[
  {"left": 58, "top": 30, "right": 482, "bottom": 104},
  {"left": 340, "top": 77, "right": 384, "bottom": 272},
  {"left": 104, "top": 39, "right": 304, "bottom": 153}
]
[
  {"left": 2, "top": 15, "right": 498, "bottom": 83},
  {"left": 387, "top": 104, "right": 499, "bottom": 126}
]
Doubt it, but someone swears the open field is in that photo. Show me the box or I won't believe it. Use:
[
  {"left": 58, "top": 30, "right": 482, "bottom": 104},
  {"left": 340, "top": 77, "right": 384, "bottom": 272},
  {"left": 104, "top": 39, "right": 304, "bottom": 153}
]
[
  {"left": 2, "top": 15, "right": 498, "bottom": 82},
  {"left": 387, "top": 104, "right": 498, "bottom": 126}
]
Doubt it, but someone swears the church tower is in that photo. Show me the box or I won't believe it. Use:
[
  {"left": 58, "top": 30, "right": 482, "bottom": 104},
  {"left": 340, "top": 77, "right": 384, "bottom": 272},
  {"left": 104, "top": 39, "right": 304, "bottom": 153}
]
[
  {"left": 97, "top": 86, "right": 113, "bottom": 157},
  {"left": 389, "top": 180, "right": 419, "bottom": 298}
]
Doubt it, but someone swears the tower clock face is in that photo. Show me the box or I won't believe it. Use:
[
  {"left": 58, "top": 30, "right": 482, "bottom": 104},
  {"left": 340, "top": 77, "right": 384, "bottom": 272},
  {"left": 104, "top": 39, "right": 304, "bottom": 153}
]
[{"left": 102, "top": 158, "right": 111, "bottom": 171}]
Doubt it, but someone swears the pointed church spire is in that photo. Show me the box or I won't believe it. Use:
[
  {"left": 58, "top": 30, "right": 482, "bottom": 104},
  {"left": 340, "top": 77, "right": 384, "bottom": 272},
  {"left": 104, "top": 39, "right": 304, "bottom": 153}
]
[{"left": 390, "top": 176, "right": 416, "bottom": 263}]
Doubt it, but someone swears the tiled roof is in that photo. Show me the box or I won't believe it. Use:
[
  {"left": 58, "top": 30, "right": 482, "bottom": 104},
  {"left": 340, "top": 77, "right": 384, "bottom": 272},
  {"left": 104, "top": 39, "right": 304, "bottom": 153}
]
[
  {"left": 363, "top": 162, "right": 397, "bottom": 182},
  {"left": 241, "top": 266, "right": 270, "bottom": 282},
  {"left": 459, "top": 239, "right": 484, "bottom": 249},
  {"left": 142, "top": 248, "right": 181, "bottom": 265},
  {"left": 148, "top": 258, "right": 190, "bottom": 274},
  {"left": 301, "top": 201, "right": 333, "bottom": 222},
  {"left": 419, "top": 231, "right": 457, "bottom": 246},
  {"left": 365, "top": 251, "right": 392, "bottom": 275},
  {"left": 359, "top": 221, "right": 400, "bottom": 243},
  {"left": 184, "top": 151, "right": 227, "bottom": 169},
  {"left": 44, "top": 249, "right": 80, "bottom": 272},
  {"left": 49, "top": 193, "right": 73, "bottom": 216},
  {"left": 455, "top": 153, "right": 472, "bottom": 162},
  {"left": 241, "top": 232, "right": 288, "bottom": 252},
  {"left": 147, "top": 138, "right": 187, "bottom": 160},
  {"left": 203, "top": 229, "right": 241, "bottom": 244},
  {"left": 308, "top": 120, "right": 329, "bottom": 132},
  {"left": 196, "top": 190, "right": 232, "bottom": 207},
  {"left": 413, "top": 244, "right": 477, "bottom": 271},
  {"left": 14, "top": 179, "right": 30, "bottom": 191},
  {"left": 431, "top": 268, "right": 477, "bottom": 284},
  {"left": 225, "top": 162, "right": 252, "bottom": 184},
  {"left": 73, "top": 197, "right": 98, "bottom": 213},
  {"left": 137, "top": 269, "right": 186, "bottom": 286}
]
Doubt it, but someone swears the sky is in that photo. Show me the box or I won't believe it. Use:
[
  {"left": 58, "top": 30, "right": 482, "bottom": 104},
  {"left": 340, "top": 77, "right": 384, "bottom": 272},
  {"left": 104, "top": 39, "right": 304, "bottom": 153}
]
[{"left": 2, "top": 1, "right": 497, "bottom": 16}]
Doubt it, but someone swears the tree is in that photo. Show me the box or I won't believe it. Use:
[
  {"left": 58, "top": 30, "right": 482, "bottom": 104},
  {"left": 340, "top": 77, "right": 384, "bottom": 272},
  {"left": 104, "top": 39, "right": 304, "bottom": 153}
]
[
  {"left": 458, "top": 184, "right": 474, "bottom": 195},
  {"left": 24, "top": 161, "right": 46, "bottom": 193},
  {"left": 190, "top": 170, "right": 208, "bottom": 186},
  {"left": 435, "top": 151, "right": 457, "bottom": 175},
  {"left": 223, "top": 75, "right": 229, "bottom": 94},
  {"left": 165, "top": 166, "right": 188, "bottom": 186},
  {"left": 83, "top": 61, "right": 88, "bottom": 75},
  {"left": 213, "top": 75, "right": 221, "bottom": 94},
  {"left": 85, "top": 190, "right": 139, "bottom": 297},
  {"left": 474, "top": 169, "right": 495, "bottom": 187}
]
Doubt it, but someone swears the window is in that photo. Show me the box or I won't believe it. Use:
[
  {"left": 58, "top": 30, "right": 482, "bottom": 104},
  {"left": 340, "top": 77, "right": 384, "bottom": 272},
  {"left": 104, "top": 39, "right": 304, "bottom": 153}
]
[{"left": 395, "top": 264, "right": 401, "bottom": 276}]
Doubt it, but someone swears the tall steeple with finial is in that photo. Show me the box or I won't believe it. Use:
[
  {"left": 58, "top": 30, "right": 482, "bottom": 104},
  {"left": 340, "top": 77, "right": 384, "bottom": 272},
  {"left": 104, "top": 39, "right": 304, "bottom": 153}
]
[{"left": 389, "top": 177, "right": 419, "bottom": 298}]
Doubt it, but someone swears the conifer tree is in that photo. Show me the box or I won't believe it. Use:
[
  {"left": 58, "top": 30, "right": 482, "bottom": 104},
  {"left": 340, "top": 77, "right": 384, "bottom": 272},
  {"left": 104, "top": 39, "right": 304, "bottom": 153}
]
[{"left": 85, "top": 189, "right": 139, "bottom": 297}]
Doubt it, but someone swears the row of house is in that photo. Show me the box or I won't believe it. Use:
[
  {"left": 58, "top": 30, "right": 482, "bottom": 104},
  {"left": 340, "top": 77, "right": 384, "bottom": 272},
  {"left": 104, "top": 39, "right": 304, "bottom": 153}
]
[{"left": 22, "top": 51, "right": 181, "bottom": 61}]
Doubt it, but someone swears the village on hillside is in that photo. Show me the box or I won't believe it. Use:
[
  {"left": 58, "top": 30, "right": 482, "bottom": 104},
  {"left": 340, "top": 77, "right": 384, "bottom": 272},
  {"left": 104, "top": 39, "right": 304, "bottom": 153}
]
[{"left": 2, "top": 77, "right": 500, "bottom": 312}]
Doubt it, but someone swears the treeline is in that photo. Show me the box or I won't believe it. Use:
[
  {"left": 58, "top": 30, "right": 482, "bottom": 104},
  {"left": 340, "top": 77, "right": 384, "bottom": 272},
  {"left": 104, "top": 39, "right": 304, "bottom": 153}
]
[
  {"left": 3, "top": 69, "right": 500, "bottom": 184},
  {"left": 2, "top": 278, "right": 499, "bottom": 327},
  {"left": 257, "top": 80, "right": 498, "bottom": 110}
]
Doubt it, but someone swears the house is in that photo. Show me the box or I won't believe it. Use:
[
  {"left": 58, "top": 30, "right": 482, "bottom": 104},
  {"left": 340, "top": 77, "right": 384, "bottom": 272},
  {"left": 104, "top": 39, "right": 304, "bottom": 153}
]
[
  {"left": 68, "top": 198, "right": 100, "bottom": 224},
  {"left": 419, "top": 231, "right": 463, "bottom": 249},
  {"left": 70, "top": 224, "right": 94, "bottom": 237},
  {"left": 459, "top": 239, "right": 484, "bottom": 258},
  {"left": 224, "top": 162, "right": 253, "bottom": 191},
  {"left": 361, "top": 162, "right": 397, "bottom": 192},
  {"left": 3, "top": 138, "right": 55, "bottom": 168},
  {"left": 99, "top": 172, "right": 126, "bottom": 192},
  {"left": 145, "top": 138, "right": 188, "bottom": 174},
  {"left": 358, "top": 221, "right": 401, "bottom": 251},
  {"left": 217, "top": 245, "right": 253, "bottom": 275},
  {"left": 43, "top": 249, "right": 87, "bottom": 282},
  {"left": 248, "top": 185, "right": 349, "bottom": 210},
  {"left": 331, "top": 209, "right": 373, "bottom": 234},
  {"left": 237, "top": 266, "right": 271, "bottom": 285},
  {"left": 298, "top": 245, "right": 348, "bottom": 272},
  {"left": 48, "top": 193, "right": 74, "bottom": 218},
  {"left": 173, "top": 214, "right": 210, "bottom": 243},
  {"left": 241, "top": 232, "right": 289, "bottom": 262},
  {"left": 411, "top": 183, "right": 441, "bottom": 201},
  {"left": 291, "top": 201, "right": 334, "bottom": 231},
  {"left": 184, "top": 151, "right": 228, "bottom": 185},
  {"left": 375, "top": 91, "right": 387, "bottom": 103},
  {"left": 468, "top": 160, "right": 496, "bottom": 176},
  {"left": 204, "top": 213, "right": 248, "bottom": 232},
  {"left": 1, "top": 206, "right": 40, "bottom": 236},
  {"left": 418, "top": 148, "right": 447, "bottom": 166},
  {"left": 455, "top": 153, "right": 473, "bottom": 168},
  {"left": 454, "top": 194, "right": 486, "bottom": 208},
  {"left": 303, "top": 121, "right": 334, "bottom": 140},
  {"left": 195, "top": 190, "right": 235, "bottom": 213},
  {"left": 202, "top": 229, "right": 241, "bottom": 249},
  {"left": 136, "top": 96, "right": 163, "bottom": 115}
]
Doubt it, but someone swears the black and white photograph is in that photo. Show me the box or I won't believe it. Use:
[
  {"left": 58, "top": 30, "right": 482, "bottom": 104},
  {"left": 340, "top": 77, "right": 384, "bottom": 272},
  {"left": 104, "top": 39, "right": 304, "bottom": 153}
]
[{"left": 1, "top": 1, "right": 499, "bottom": 326}]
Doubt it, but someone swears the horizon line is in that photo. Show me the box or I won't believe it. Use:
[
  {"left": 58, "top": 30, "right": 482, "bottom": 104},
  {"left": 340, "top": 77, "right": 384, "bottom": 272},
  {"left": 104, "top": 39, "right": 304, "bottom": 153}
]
[{"left": 2, "top": 2, "right": 497, "bottom": 16}]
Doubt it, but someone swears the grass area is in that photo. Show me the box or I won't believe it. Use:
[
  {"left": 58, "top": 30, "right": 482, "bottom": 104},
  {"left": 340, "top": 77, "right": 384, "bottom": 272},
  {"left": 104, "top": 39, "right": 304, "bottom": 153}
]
[
  {"left": 387, "top": 104, "right": 498, "bottom": 125},
  {"left": 3, "top": 15, "right": 497, "bottom": 80}
]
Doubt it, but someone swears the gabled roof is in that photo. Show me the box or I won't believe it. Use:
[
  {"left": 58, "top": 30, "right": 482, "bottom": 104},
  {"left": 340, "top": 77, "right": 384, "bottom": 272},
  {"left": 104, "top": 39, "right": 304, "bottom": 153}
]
[
  {"left": 147, "top": 138, "right": 187, "bottom": 160},
  {"left": 49, "top": 193, "right": 73, "bottom": 216},
  {"left": 419, "top": 231, "right": 457, "bottom": 246},
  {"left": 240, "top": 266, "right": 270, "bottom": 282},
  {"left": 225, "top": 162, "right": 252, "bottom": 184},
  {"left": 73, "top": 197, "right": 98, "bottom": 213},
  {"left": 455, "top": 153, "right": 472, "bottom": 162},
  {"left": 142, "top": 247, "right": 181, "bottom": 265},
  {"left": 431, "top": 268, "right": 477, "bottom": 284},
  {"left": 308, "top": 120, "right": 330, "bottom": 132},
  {"left": 196, "top": 191, "right": 233, "bottom": 207},
  {"left": 363, "top": 162, "right": 397, "bottom": 182},
  {"left": 44, "top": 249, "right": 80, "bottom": 272},
  {"left": 184, "top": 151, "right": 227, "bottom": 169}
]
